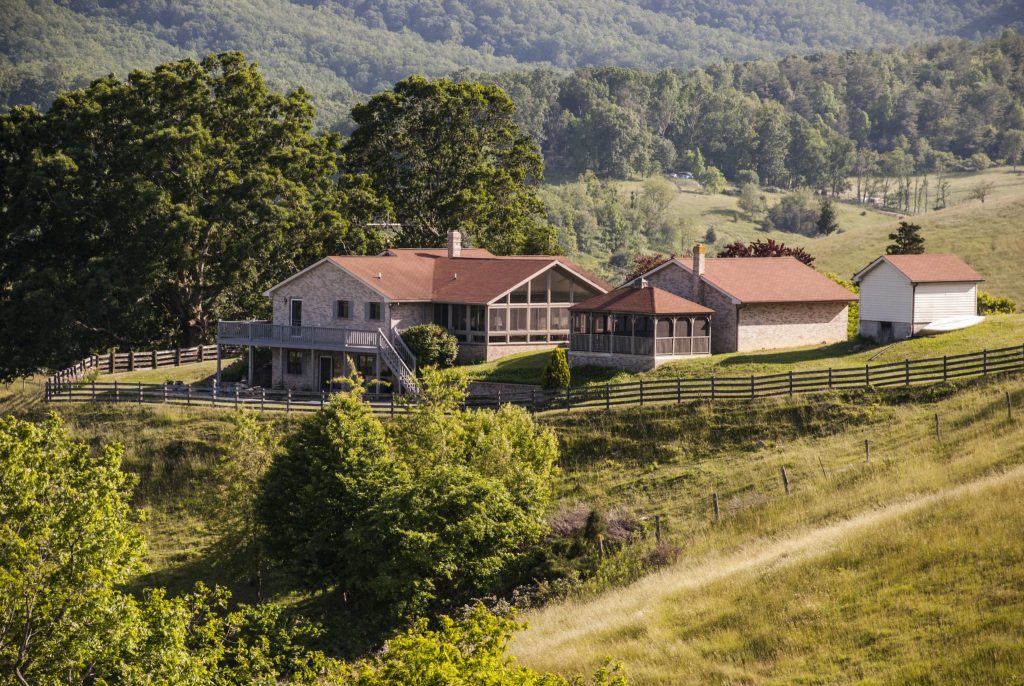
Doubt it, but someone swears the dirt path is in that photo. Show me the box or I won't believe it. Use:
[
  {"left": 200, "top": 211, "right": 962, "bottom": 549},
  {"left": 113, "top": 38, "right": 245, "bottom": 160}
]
[{"left": 514, "top": 463, "right": 1024, "bottom": 658}]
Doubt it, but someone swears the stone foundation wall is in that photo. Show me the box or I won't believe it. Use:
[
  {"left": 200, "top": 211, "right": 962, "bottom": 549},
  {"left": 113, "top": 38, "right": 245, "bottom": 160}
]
[
  {"left": 568, "top": 351, "right": 655, "bottom": 372},
  {"left": 737, "top": 303, "right": 849, "bottom": 352},
  {"left": 859, "top": 319, "right": 914, "bottom": 343}
]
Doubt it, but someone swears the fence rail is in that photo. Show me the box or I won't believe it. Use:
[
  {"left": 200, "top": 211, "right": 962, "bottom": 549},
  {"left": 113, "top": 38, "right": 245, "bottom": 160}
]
[
  {"left": 47, "top": 344, "right": 220, "bottom": 386},
  {"left": 44, "top": 343, "right": 1024, "bottom": 416}
]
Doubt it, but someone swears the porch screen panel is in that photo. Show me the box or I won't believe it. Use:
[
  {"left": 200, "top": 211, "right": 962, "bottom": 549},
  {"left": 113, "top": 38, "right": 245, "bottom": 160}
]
[
  {"left": 550, "top": 271, "right": 572, "bottom": 302},
  {"left": 530, "top": 307, "right": 548, "bottom": 331},
  {"left": 550, "top": 307, "right": 570, "bottom": 331},
  {"left": 489, "top": 307, "right": 508, "bottom": 332}
]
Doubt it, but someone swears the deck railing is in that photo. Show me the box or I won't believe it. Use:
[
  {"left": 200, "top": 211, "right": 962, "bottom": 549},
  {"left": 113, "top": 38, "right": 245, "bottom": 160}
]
[
  {"left": 217, "top": 320, "right": 379, "bottom": 349},
  {"left": 571, "top": 333, "right": 710, "bottom": 356}
]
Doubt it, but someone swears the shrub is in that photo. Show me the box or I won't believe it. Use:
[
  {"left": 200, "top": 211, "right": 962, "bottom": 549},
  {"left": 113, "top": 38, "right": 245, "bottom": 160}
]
[
  {"left": 735, "top": 169, "right": 759, "bottom": 186},
  {"left": 401, "top": 323, "right": 458, "bottom": 368},
  {"left": 977, "top": 290, "right": 1017, "bottom": 315},
  {"left": 826, "top": 273, "right": 859, "bottom": 339},
  {"left": 542, "top": 348, "right": 571, "bottom": 390},
  {"left": 762, "top": 188, "right": 819, "bottom": 235}
]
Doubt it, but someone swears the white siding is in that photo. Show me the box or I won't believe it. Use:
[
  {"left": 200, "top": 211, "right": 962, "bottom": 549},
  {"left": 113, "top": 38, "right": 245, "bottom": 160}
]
[
  {"left": 914, "top": 282, "right": 977, "bottom": 324},
  {"left": 858, "top": 261, "right": 913, "bottom": 324}
]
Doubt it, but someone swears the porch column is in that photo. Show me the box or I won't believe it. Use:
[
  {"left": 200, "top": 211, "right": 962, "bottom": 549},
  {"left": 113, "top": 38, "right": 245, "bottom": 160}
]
[
  {"left": 215, "top": 345, "right": 222, "bottom": 383},
  {"left": 374, "top": 353, "right": 381, "bottom": 394},
  {"left": 279, "top": 348, "right": 286, "bottom": 388},
  {"left": 630, "top": 315, "right": 636, "bottom": 355}
]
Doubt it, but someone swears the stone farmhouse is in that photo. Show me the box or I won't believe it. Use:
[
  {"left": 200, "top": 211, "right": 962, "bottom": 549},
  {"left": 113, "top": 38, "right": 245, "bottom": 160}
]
[
  {"left": 636, "top": 246, "right": 857, "bottom": 354},
  {"left": 852, "top": 254, "right": 983, "bottom": 342},
  {"left": 217, "top": 230, "right": 609, "bottom": 392}
]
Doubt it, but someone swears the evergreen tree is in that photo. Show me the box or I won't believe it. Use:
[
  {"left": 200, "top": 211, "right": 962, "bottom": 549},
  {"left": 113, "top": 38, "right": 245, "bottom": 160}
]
[
  {"left": 886, "top": 221, "right": 926, "bottom": 254},
  {"left": 542, "top": 348, "right": 571, "bottom": 390},
  {"left": 816, "top": 199, "right": 840, "bottom": 235}
]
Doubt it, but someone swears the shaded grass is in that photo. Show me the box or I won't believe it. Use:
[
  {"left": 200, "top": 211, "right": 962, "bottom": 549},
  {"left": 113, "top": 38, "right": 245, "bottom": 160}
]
[{"left": 104, "top": 357, "right": 243, "bottom": 386}]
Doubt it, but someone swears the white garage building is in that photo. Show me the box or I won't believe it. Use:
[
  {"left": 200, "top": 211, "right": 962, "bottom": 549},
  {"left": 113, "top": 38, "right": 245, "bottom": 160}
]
[{"left": 852, "top": 254, "right": 983, "bottom": 342}]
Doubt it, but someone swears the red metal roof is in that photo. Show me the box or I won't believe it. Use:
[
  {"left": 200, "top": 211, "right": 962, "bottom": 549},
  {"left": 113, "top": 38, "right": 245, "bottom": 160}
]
[
  {"left": 872, "top": 254, "right": 983, "bottom": 284},
  {"left": 324, "top": 250, "right": 609, "bottom": 304},
  {"left": 664, "top": 256, "right": 857, "bottom": 304},
  {"left": 570, "top": 284, "right": 712, "bottom": 315}
]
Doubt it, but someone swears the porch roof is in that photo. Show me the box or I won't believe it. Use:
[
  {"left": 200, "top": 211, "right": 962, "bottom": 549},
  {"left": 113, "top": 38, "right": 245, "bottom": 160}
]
[{"left": 570, "top": 283, "right": 712, "bottom": 316}]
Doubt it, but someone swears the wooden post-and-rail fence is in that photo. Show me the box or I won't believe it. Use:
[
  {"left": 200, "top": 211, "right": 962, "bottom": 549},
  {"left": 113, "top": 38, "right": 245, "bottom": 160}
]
[
  {"left": 45, "top": 344, "right": 219, "bottom": 388},
  {"left": 44, "top": 343, "right": 1024, "bottom": 417}
]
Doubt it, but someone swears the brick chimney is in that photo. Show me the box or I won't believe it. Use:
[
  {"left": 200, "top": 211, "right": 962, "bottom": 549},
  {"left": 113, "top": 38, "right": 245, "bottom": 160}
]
[
  {"left": 692, "top": 244, "right": 706, "bottom": 297},
  {"left": 447, "top": 229, "right": 462, "bottom": 258}
]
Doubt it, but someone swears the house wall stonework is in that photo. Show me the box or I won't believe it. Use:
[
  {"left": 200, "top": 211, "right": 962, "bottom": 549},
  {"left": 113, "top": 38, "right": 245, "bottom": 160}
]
[
  {"left": 645, "top": 262, "right": 737, "bottom": 353},
  {"left": 271, "top": 261, "right": 391, "bottom": 330},
  {"left": 737, "top": 303, "right": 848, "bottom": 352},
  {"left": 646, "top": 261, "right": 697, "bottom": 300},
  {"left": 568, "top": 351, "right": 655, "bottom": 372}
]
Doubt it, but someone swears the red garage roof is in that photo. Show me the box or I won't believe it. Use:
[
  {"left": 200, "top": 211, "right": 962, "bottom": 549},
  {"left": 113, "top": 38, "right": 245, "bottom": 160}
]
[
  {"left": 571, "top": 282, "right": 712, "bottom": 315},
  {"left": 854, "top": 254, "right": 983, "bottom": 284}
]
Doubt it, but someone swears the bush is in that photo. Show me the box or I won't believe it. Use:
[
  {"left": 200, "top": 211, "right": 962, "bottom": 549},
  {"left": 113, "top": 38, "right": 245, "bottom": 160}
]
[
  {"left": 542, "top": 348, "right": 571, "bottom": 390},
  {"left": 735, "top": 169, "right": 759, "bottom": 186},
  {"left": 401, "top": 323, "right": 458, "bottom": 368},
  {"left": 762, "top": 189, "right": 820, "bottom": 235},
  {"left": 259, "top": 373, "right": 558, "bottom": 626},
  {"left": 977, "top": 290, "right": 1017, "bottom": 315}
]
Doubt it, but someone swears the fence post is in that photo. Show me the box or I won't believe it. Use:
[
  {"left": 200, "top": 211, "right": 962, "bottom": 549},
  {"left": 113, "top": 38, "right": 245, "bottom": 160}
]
[
  {"left": 788, "top": 370, "right": 794, "bottom": 396},
  {"left": 711, "top": 374, "right": 716, "bottom": 402},
  {"left": 864, "top": 439, "right": 870, "bottom": 464},
  {"left": 236, "top": 386, "right": 240, "bottom": 410},
  {"left": 943, "top": 355, "right": 948, "bottom": 383},
  {"left": 983, "top": 349, "right": 988, "bottom": 375},
  {"left": 44, "top": 381, "right": 49, "bottom": 402},
  {"left": 1008, "top": 391, "right": 1013, "bottom": 421},
  {"left": 320, "top": 390, "right": 325, "bottom": 409},
  {"left": 828, "top": 367, "right": 833, "bottom": 389},
  {"left": 780, "top": 465, "right": 790, "bottom": 495},
  {"left": 211, "top": 380, "right": 217, "bottom": 407},
  {"left": 750, "top": 374, "right": 755, "bottom": 399},
  {"left": 497, "top": 389, "right": 502, "bottom": 407},
  {"left": 531, "top": 388, "right": 537, "bottom": 412},
  {"left": 865, "top": 363, "right": 870, "bottom": 387},
  {"left": 152, "top": 349, "right": 158, "bottom": 369},
  {"left": 163, "top": 384, "right": 167, "bottom": 403},
  {"left": 712, "top": 493, "right": 720, "bottom": 522},
  {"left": 138, "top": 382, "right": 142, "bottom": 404},
  {"left": 935, "top": 413, "right": 941, "bottom": 442},
  {"left": 114, "top": 380, "right": 119, "bottom": 403},
  {"left": 109, "top": 352, "right": 114, "bottom": 374},
  {"left": 677, "top": 377, "right": 682, "bottom": 404},
  {"left": 198, "top": 345, "right": 205, "bottom": 363},
  {"left": 905, "top": 359, "right": 910, "bottom": 387},
  {"left": 175, "top": 348, "right": 181, "bottom": 366},
  {"left": 565, "top": 387, "right": 571, "bottom": 412},
  {"left": 286, "top": 389, "right": 291, "bottom": 414},
  {"left": 187, "top": 385, "right": 191, "bottom": 407},
  {"left": 639, "top": 379, "right": 645, "bottom": 406},
  {"left": 606, "top": 384, "right": 611, "bottom": 410},
  {"left": 261, "top": 387, "right": 265, "bottom": 413},
  {"left": 92, "top": 380, "right": 97, "bottom": 401},
  {"left": 128, "top": 351, "right": 135, "bottom": 372}
]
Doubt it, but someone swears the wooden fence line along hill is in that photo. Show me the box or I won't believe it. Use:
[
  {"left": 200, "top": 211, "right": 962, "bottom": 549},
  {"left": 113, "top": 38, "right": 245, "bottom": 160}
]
[
  {"left": 43, "top": 343, "right": 1024, "bottom": 416},
  {"left": 47, "top": 344, "right": 220, "bottom": 385}
]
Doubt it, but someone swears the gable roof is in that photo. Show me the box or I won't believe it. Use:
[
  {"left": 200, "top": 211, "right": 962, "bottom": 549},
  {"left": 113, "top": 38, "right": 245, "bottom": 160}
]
[
  {"left": 570, "top": 283, "right": 712, "bottom": 316},
  {"left": 648, "top": 257, "right": 856, "bottom": 304},
  {"left": 852, "top": 254, "right": 983, "bottom": 285},
  {"left": 266, "top": 249, "right": 610, "bottom": 304}
]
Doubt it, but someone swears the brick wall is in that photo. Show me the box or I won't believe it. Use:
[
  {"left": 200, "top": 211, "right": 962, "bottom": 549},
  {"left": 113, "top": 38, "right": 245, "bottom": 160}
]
[
  {"left": 737, "top": 303, "right": 849, "bottom": 352},
  {"left": 271, "top": 261, "right": 391, "bottom": 330}
]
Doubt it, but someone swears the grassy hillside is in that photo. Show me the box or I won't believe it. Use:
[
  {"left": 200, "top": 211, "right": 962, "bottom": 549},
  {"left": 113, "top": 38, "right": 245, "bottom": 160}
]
[
  {"left": 608, "top": 167, "right": 1024, "bottom": 304},
  {"left": 514, "top": 373, "right": 1024, "bottom": 683}
]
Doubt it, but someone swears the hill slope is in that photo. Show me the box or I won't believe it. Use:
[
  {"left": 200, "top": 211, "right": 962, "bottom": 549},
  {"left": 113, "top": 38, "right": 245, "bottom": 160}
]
[{"left": 3, "top": 0, "right": 1022, "bottom": 125}]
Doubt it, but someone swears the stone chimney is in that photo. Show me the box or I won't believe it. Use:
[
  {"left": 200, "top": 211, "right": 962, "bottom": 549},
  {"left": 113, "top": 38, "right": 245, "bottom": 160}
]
[
  {"left": 447, "top": 229, "right": 462, "bottom": 258},
  {"left": 692, "top": 244, "right": 706, "bottom": 297}
]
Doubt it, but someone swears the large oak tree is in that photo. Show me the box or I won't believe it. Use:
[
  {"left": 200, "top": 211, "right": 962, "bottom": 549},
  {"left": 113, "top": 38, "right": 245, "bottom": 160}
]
[{"left": 0, "top": 52, "right": 384, "bottom": 379}]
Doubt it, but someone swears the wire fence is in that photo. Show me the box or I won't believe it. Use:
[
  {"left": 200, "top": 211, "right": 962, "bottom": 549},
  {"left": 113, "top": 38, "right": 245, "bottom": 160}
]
[{"left": 43, "top": 343, "right": 1024, "bottom": 416}]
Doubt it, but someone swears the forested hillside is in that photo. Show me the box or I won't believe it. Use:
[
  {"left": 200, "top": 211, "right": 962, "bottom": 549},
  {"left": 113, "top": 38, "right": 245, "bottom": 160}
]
[{"left": 3, "top": 0, "right": 1023, "bottom": 126}]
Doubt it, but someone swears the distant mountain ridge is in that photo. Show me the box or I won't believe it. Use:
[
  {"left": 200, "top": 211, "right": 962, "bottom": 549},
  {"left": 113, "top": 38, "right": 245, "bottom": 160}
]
[{"left": 2, "top": 0, "right": 1022, "bottom": 126}]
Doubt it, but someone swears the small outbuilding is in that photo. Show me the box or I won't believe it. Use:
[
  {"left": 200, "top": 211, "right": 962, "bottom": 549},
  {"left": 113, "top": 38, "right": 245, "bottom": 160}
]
[
  {"left": 568, "top": 278, "right": 712, "bottom": 371},
  {"left": 852, "top": 254, "right": 984, "bottom": 342}
]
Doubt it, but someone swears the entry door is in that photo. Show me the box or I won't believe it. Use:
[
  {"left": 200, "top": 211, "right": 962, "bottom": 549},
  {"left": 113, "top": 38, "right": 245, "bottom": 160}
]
[
  {"left": 290, "top": 299, "right": 303, "bottom": 337},
  {"left": 319, "top": 356, "right": 334, "bottom": 391}
]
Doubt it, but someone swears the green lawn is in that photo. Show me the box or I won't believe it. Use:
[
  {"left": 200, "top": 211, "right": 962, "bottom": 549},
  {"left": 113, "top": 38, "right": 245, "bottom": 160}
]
[
  {"left": 104, "top": 357, "right": 242, "bottom": 386},
  {"left": 461, "top": 314, "right": 1024, "bottom": 386}
]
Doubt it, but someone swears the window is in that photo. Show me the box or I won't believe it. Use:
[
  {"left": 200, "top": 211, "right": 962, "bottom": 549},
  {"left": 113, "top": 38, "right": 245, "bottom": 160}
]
[
  {"left": 509, "top": 284, "right": 529, "bottom": 304},
  {"left": 657, "top": 318, "right": 673, "bottom": 338},
  {"left": 335, "top": 300, "right": 350, "bottom": 319},
  {"left": 289, "top": 299, "right": 302, "bottom": 328},
  {"left": 433, "top": 303, "right": 449, "bottom": 327},
  {"left": 529, "top": 274, "right": 548, "bottom": 303},
  {"left": 452, "top": 304, "right": 468, "bottom": 331},
  {"left": 613, "top": 314, "right": 631, "bottom": 334},
  {"left": 489, "top": 307, "right": 508, "bottom": 332},
  {"left": 470, "top": 305, "right": 486, "bottom": 332},
  {"left": 550, "top": 271, "right": 573, "bottom": 302},
  {"left": 530, "top": 307, "right": 548, "bottom": 331},
  {"left": 571, "top": 312, "right": 589, "bottom": 334},
  {"left": 693, "top": 317, "right": 709, "bottom": 336},
  {"left": 509, "top": 307, "right": 528, "bottom": 331},
  {"left": 367, "top": 302, "right": 383, "bottom": 320},
  {"left": 352, "top": 353, "right": 375, "bottom": 379},
  {"left": 550, "top": 307, "right": 570, "bottom": 331},
  {"left": 573, "top": 283, "right": 601, "bottom": 303},
  {"left": 286, "top": 350, "right": 303, "bottom": 375}
]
